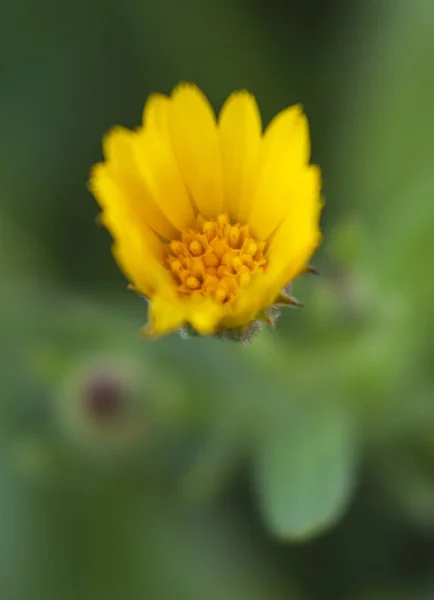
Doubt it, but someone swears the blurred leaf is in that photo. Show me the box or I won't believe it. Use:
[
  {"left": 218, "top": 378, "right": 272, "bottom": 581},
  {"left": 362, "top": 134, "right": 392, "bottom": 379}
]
[{"left": 255, "top": 403, "right": 357, "bottom": 540}]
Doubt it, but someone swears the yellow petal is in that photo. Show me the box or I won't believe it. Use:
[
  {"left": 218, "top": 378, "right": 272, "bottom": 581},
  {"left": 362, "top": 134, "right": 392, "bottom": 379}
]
[
  {"left": 90, "top": 163, "right": 174, "bottom": 297},
  {"left": 218, "top": 91, "right": 262, "bottom": 223},
  {"left": 133, "top": 127, "right": 196, "bottom": 232},
  {"left": 266, "top": 165, "right": 322, "bottom": 290},
  {"left": 141, "top": 93, "right": 197, "bottom": 230},
  {"left": 142, "top": 93, "right": 170, "bottom": 132},
  {"left": 102, "top": 126, "right": 136, "bottom": 169},
  {"left": 112, "top": 238, "right": 154, "bottom": 296},
  {"left": 224, "top": 167, "right": 321, "bottom": 328},
  {"left": 143, "top": 295, "right": 186, "bottom": 338},
  {"left": 249, "top": 105, "right": 311, "bottom": 240},
  {"left": 90, "top": 164, "right": 158, "bottom": 253},
  {"left": 222, "top": 274, "right": 268, "bottom": 330},
  {"left": 91, "top": 162, "right": 175, "bottom": 247},
  {"left": 186, "top": 298, "right": 224, "bottom": 335},
  {"left": 100, "top": 128, "right": 178, "bottom": 240},
  {"left": 168, "top": 83, "right": 224, "bottom": 218},
  {"left": 113, "top": 229, "right": 171, "bottom": 299}
]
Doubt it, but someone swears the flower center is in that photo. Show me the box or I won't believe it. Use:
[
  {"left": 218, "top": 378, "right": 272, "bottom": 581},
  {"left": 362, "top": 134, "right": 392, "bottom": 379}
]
[{"left": 165, "top": 214, "right": 267, "bottom": 304}]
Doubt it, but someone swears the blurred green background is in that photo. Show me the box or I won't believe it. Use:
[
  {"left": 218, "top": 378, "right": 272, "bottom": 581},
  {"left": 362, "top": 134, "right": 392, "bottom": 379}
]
[{"left": 2, "top": 0, "right": 434, "bottom": 598}]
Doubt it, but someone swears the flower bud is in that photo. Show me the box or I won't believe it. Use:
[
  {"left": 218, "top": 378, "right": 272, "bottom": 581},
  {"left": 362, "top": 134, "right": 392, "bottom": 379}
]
[
  {"left": 84, "top": 370, "right": 127, "bottom": 420},
  {"left": 55, "top": 355, "right": 148, "bottom": 460}
]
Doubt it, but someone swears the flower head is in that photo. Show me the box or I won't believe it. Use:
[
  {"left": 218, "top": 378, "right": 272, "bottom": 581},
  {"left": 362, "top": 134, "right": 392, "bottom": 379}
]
[{"left": 90, "top": 84, "right": 322, "bottom": 339}]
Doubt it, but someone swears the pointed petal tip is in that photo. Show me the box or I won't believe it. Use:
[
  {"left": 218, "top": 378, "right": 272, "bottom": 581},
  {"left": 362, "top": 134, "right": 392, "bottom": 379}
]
[
  {"left": 171, "top": 81, "right": 203, "bottom": 100},
  {"left": 294, "top": 265, "right": 320, "bottom": 279},
  {"left": 275, "top": 294, "right": 304, "bottom": 308},
  {"left": 306, "top": 265, "right": 320, "bottom": 276},
  {"left": 257, "top": 311, "right": 274, "bottom": 326}
]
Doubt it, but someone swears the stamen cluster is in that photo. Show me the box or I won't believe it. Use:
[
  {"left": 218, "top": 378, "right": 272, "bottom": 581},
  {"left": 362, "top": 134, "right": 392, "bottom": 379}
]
[{"left": 166, "top": 214, "right": 267, "bottom": 304}]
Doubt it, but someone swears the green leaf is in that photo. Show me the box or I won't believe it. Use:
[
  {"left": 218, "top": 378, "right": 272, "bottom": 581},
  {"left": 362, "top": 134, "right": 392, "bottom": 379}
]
[{"left": 255, "top": 404, "right": 357, "bottom": 541}]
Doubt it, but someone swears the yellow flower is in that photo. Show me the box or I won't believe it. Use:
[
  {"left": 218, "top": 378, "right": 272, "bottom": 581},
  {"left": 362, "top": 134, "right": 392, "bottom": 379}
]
[{"left": 90, "top": 83, "right": 322, "bottom": 339}]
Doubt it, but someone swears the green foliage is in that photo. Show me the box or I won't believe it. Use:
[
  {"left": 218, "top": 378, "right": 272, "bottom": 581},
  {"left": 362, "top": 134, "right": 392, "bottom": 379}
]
[
  {"left": 255, "top": 403, "right": 356, "bottom": 540},
  {"left": 2, "top": 0, "right": 434, "bottom": 598}
]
